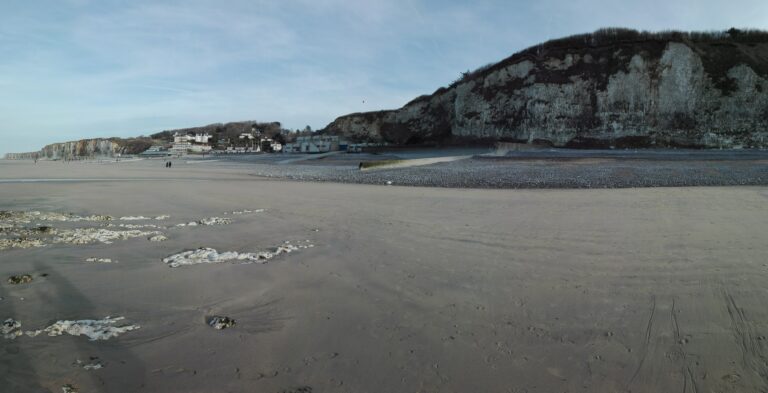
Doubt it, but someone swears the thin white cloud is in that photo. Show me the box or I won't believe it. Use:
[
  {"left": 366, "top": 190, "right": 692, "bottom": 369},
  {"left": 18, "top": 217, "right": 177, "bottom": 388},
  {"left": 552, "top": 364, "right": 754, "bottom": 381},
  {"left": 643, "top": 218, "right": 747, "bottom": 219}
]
[{"left": 1, "top": 0, "right": 767, "bottom": 155}]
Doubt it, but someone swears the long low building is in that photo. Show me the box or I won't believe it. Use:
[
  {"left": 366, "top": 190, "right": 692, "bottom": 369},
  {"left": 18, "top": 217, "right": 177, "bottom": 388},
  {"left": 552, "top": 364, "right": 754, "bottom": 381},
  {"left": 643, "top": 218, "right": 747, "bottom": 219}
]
[
  {"left": 4, "top": 151, "right": 41, "bottom": 160},
  {"left": 284, "top": 135, "right": 340, "bottom": 153},
  {"left": 139, "top": 146, "right": 172, "bottom": 157}
]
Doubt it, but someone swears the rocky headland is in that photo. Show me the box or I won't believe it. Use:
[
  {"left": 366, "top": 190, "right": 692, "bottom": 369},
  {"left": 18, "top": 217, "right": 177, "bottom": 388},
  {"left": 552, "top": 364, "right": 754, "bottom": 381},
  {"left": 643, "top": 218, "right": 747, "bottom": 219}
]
[{"left": 324, "top": 28, "right": 768, "bottom": 149}]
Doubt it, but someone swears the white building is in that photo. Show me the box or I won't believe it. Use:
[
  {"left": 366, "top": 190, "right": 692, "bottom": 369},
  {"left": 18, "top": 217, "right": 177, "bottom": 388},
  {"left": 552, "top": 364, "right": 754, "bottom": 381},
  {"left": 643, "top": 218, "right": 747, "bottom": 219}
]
[
  {"left": 171, "top": 141, "right": 191, "bottom": 155},
  {"left": 259, "top": 138, "right": 282, "bottom": 153},
  {"left": 172, "top": 132, "right": 212, "bottom": 155},
  {"left": 174, "top": 132, "right": 211, "bottom": 144},
  {"left": 238, "top": 133, "right": 261, "bottom": 152},
  {"left": 193, "top": 133, "right": 211, "bottom": 144}
]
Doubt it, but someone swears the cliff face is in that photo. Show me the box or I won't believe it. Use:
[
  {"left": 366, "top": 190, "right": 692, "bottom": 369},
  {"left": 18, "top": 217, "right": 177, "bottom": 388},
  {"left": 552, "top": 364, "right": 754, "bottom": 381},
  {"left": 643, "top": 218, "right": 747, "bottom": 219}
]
[
  {"left": 39, "top": 139, "right": 122, "bottom": 160},
  {"left": 33, "top": 138, "right": 153, "bottom": 160},
  {"left": 324, "top": 29, "right": 768, "bottom": 148}
]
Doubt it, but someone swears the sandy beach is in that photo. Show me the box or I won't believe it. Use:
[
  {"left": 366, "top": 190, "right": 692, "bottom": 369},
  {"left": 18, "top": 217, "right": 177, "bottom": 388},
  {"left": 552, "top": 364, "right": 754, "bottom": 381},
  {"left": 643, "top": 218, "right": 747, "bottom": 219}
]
[{"left": 2, "top": 159, "right": 768, "bottom": 392}]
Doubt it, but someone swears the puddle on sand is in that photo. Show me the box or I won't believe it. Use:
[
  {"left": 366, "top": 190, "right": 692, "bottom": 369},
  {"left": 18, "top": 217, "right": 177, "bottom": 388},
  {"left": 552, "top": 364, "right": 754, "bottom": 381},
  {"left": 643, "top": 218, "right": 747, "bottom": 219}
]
[
  {"left": 0, "top": 210, "right": 169, "bottom": 251},
  {"left": 119, "top": 215, "right": 170, "bottom": 221},
  {"left": 3, "top": 316, "right": 140, "bottom": 341},
  {"left": 52, "top": 228, "right": 162, "bottom": 245},
  {"left": 175, "top": 217, "right": 231, "bottom": 227},
  {"left": 162, "top": 241, "right": 312, "bottom": 268},
  {"left": 0, "top": 210, "right": 112, "bottom": 224},
  {"left": 107, "top": 223, "right": 163, "bottom": 229},
  {"left": 85, "top": 257, "right": 116, "bottom": 264},
  {"left": 223, "top": 209, "right": 265, "bottom": 215},
  {"left": 0, "top": 238, "right": 46, "bottom": 250},
  {"left": 0, "top": 208, "right": 265, "bottom": 251}
]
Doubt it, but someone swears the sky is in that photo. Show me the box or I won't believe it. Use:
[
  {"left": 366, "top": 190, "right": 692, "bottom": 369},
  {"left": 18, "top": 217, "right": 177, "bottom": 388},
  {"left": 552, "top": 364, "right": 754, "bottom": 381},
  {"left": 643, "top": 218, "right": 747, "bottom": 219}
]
[{"left": 1, "top": 0, "right": 766, "bottom": 155}]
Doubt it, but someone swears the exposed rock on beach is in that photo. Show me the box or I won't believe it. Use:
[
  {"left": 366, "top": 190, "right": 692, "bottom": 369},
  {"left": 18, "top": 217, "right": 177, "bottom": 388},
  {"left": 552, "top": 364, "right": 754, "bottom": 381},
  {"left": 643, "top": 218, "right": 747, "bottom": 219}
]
[{"left": 162, "top": 243, "right": 310, "bottom": 268}]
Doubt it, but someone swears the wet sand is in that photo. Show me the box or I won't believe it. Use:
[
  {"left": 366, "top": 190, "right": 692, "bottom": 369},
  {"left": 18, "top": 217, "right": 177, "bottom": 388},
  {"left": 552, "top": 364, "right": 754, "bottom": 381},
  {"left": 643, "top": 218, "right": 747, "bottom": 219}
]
[{"left": 1, "top": 159, "right": 768, "bottom": 392}]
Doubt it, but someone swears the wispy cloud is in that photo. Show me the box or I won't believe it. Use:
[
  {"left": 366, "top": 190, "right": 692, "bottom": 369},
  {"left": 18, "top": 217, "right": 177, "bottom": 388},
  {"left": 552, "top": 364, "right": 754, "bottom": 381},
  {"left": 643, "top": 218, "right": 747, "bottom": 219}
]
[{"left": 1, "top": 0, "right": 766, "bottom": 154}]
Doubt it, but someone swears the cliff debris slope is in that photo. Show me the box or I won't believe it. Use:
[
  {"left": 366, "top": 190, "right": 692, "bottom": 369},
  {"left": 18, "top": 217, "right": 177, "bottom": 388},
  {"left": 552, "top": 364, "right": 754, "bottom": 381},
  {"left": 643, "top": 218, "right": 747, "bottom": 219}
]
[{"left": 324, "top": 28, "right": 768, "bottom": 149}]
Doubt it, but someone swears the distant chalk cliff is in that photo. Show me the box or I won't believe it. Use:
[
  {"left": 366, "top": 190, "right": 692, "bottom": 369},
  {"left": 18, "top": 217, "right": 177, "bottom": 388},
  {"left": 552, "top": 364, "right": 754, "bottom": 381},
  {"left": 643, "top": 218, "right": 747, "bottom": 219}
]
[
  {"left": 4, "top": 138, "right": 152, "bottom": 160},
  {"left": 4, "top": 120, "right": 282, "bottom": 160}
]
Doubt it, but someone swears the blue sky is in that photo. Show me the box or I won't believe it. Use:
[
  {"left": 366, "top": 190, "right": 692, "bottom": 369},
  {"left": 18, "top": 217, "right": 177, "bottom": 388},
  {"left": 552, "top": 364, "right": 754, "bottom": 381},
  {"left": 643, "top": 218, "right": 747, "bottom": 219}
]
[{"left": 1, "top": 0, "right": 766, "bottom": 155}]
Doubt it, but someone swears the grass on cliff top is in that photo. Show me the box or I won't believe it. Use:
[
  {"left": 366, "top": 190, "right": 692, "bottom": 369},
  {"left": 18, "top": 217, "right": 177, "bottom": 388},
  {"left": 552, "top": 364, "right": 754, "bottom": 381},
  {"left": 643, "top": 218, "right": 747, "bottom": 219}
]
[{"left": 446, "top": 27, "right": 768, "bottom": 89}]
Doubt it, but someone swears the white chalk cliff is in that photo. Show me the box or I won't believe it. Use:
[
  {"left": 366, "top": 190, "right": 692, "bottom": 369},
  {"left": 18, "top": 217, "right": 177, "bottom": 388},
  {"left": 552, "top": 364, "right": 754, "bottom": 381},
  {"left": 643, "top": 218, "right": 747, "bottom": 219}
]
[{"left": 325, "top": 29, "right": 768, "bottom": 148}]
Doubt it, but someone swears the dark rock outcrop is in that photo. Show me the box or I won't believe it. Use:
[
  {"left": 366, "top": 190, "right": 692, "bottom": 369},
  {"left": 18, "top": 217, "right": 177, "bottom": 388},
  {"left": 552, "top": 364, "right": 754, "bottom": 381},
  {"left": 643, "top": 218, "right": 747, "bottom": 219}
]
[{"left": 324, "top": 28, "right": 768, "bottom": 148}]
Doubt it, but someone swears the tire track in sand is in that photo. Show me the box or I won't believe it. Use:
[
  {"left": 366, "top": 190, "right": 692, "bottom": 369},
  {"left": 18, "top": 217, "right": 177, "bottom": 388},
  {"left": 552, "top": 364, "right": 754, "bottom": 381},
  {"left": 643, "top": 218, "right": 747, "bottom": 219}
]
[
  {"left": 671, "top": 298, "right": 698, "bottom": 393},
  {"left": 722, "top": 287, "right": 768, "bottom": 388},
  {"left": 628, "top": 296, "right": 656, "bottom": 387}
]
